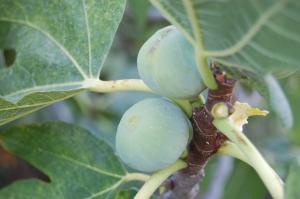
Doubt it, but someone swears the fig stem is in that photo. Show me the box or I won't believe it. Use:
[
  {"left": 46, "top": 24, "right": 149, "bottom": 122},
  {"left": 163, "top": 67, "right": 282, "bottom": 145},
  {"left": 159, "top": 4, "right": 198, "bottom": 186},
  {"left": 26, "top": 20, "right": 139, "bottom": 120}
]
[
  {"left": 124, "top": 173, "right": 151, "bottom": 182},
  {"left": 182, "top": 0, "right": 217, "bottom": 90},
  {"left": 213, "top": 118, "right": 284, "bottom": 199},
  {"left": 172, "top": 99, "right": 193, "bottom": 117},
  {"left": 217, "top": 141, "right": 251, "bottom": 166},
  {"left": 195, "top": 50, "right": 218, "bottom": 90},
  {"left": 134, "top": 160, "right": 187, "bottom": 199},
  {"left": 85, "top": 79, "right": 153, "bottom": 93}
]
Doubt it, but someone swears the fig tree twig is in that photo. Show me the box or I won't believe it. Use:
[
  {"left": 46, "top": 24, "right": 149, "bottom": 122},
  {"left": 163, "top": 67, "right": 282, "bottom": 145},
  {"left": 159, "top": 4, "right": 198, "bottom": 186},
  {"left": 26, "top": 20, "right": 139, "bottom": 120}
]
[
  {"left": 85, "top": 79, "right": 152, "bottom": 93},
  {"left": 213, "top": 118, "right": 284, "bottom": 199},
  {"left": 159, "top": 67, "right": 236, "bottom": 199},
  {"left": 134, "top": 160, "right": 187, "bottom": 199}
]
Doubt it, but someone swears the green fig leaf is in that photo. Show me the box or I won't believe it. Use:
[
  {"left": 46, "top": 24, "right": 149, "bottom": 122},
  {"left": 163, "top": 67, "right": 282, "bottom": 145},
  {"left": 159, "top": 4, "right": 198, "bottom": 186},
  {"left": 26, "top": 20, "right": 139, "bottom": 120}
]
[
  {"left": 0, "top": 122, "right": 132, "bottom": 199},
  {"left": 151, "top": 0, "right": 300, "bottom": 75},
  {"left": 0, "top": 0, "right": 125, "bottom": 126}
]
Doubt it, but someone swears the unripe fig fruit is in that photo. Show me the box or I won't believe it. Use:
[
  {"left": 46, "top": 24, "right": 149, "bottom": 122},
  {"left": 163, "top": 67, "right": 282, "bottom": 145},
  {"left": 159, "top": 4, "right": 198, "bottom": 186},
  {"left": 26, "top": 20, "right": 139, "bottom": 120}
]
[
  {"left": 137, "top": 25, "right": 206, "bottom": 99},
  {"left": 116, "top": 98, "right": 191, "bottom": 172}
]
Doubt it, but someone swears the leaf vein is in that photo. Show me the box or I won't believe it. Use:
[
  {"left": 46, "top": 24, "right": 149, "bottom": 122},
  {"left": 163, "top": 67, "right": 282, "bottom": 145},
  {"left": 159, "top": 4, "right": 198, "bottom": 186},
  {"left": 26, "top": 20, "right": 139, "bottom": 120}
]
[
  {"left": 82, "top": 0, "right": 92, "bottom": 78},
  {"left": 0, "top": 17, "right": 89, "bottom": 79},
  {"left": 204, "top": 0, "right": 287, "bottom": 57},
  {"left": 36, "top": 148, "right": 124, "bottom": 179},
  {"left": 2, "top": 81, "right": 84, "bottom": 99},
  {"left": 266, "top": 21, "right": 300, "bottom": 44},
  {"left": 85, "top": 180, "right": 123, "bottom": 199},
  {"left": 248, "top": 41, "right": 298, "bottom": 65},
  {"left": 150, "top": 0, "right": 194, "bottom": 44}
]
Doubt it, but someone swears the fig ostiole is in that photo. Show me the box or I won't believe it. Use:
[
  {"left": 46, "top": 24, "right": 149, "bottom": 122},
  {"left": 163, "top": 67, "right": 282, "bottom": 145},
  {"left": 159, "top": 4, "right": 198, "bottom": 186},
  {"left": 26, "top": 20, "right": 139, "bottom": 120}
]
[{"left": 115, "top": 98, "right": 192, "bottom": 172}]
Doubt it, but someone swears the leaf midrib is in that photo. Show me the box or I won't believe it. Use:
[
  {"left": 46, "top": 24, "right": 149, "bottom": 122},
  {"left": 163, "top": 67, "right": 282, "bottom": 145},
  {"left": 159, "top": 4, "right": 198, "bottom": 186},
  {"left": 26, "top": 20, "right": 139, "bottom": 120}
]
[
  {"left": 2, "top": 81, "right": 83, "bottom": 99},
  {"left": 82, "top": 0, "right": 93, "bottom": 78},
  {"left": 0, "top": 89, "right": 82, "bottom": 112}
]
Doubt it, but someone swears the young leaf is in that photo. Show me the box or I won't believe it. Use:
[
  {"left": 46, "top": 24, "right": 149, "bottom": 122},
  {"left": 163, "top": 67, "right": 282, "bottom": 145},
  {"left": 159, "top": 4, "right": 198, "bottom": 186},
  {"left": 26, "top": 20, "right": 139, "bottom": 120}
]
[
  {"left": 151, "top": 0, "right": 300, "bottom": 76},
  {"left": 0, "top": 122, "right": 131, "bottom": 199},
  {"left": 286, "top": 161, "right": 300, "bottom": 199},
  {"left": 0, "top": 0, "right": 126, "bottom": 125}
]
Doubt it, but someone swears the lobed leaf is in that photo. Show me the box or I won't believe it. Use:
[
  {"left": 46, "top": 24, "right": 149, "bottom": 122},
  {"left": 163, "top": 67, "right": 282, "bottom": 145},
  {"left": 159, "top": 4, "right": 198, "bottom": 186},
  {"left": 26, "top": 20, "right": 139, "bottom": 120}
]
[{"left": 0, "top": 0, "right": 126, "bottom": 125}]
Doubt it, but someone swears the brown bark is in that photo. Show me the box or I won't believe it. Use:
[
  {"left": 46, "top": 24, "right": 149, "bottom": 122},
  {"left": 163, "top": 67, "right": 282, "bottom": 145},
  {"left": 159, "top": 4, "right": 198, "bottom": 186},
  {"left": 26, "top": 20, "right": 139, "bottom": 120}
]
[{"left": 160, "top": 67, "right": 236, "bottom": 199}]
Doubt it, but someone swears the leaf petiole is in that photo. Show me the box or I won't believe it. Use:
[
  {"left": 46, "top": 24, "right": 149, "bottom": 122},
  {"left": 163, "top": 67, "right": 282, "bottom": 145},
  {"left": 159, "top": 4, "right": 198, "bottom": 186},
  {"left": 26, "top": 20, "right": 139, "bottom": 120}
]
[
  {"left": 213, "top": 118, "right": 284, "bottom": 199},
  {"left": 134, "top": 159, "right": 187, "bottom": 199},
  {"left": 182, "top": 0, "right": 217, "bottom": 90},
  {"left": 124, "top": 173, "right": 150, "bottom": 182},
  {"left": 172, "top": 99, "right": 193, "bottom": 117},
  {"left": 217, "top": 141, "right": 251, "bottom": 166},
  {"left": 85, "top": 79, "right": 152, "bottom": 93}
]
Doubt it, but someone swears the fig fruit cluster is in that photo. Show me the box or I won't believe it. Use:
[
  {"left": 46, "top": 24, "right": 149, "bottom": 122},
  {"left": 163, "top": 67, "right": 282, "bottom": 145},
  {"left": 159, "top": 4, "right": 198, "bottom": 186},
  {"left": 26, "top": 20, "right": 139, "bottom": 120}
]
[{"left": 116, "top": 26, "right": 205, "bottom": 172}]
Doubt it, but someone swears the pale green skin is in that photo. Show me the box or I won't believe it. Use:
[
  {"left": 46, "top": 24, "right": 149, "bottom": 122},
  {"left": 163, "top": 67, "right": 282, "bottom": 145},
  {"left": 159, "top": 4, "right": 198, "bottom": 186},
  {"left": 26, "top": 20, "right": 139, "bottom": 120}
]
[
  {"left": 137, "top": 25, "right": 206, "bottom": 99},
  {"left": 116, "top": 98, "right": 191, "bottom": 172}
]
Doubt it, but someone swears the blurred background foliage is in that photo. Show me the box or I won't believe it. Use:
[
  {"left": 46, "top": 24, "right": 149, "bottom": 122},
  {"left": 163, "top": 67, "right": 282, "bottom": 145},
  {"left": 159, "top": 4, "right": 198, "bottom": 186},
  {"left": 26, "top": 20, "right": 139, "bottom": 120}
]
[{"left": 0, "top": 1, "right": 299, "bottom": 199}]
